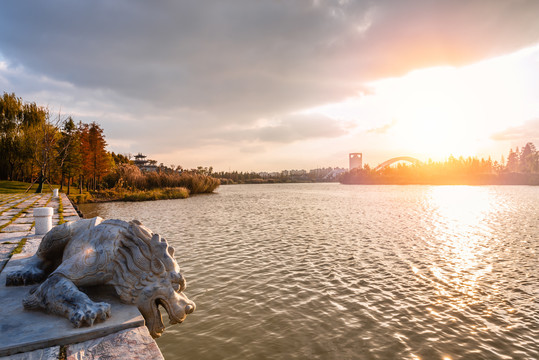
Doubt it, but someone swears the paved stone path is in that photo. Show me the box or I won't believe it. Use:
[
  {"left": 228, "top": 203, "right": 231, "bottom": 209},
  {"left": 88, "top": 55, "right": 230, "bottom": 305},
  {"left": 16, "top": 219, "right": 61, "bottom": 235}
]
[
  {"left": 0, "top": 193, "right": 78, "bottom": 273},
  {"left": 0, "top": 193, "right": 164, "bottom": 360}
]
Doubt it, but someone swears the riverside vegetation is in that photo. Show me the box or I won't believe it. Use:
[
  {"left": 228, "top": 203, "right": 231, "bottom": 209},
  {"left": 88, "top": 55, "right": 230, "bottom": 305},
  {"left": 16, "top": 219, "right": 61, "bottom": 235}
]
[
  {"left": 85, "top": 164, "right": 220, "bottom": 203},
  {"left": 0, "top": 92, "right": 219, "bottom": 203},
  {"left": 340, "top": 143, "right": 539, "bottom": 185}
]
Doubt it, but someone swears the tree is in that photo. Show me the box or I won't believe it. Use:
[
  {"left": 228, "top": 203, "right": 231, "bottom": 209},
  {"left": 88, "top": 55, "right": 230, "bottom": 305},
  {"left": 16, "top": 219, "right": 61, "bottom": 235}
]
[
  {"left": 506, "top": 148, "right": 519, "bottom": 172},
  {"left": 56, "top": 117, "right": 82, "bottom": 194},
  {"left": 110, "top": 152, "right": 131, "bottom": 166},
  {"left": 29, "top": 109, "right": 59, "bottom": 193},
  {"left": 79, "top": 122, "right": 111, "bottom": 191},
  {"left": 0, "top": 93, "right": 24, "bottom": 180},
  {"left": 1, "top": 92, "right": 121, "bottom": 189},
  {"left": 520, "top": 142, "right": 538, "bottom": 173}
]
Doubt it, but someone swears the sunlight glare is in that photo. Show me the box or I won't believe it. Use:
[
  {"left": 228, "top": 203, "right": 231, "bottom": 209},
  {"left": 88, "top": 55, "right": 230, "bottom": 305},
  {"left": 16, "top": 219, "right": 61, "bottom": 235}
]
[
  {"left": 301, "top": 44, "right": 539, "bottom": 163},
  {"left": 371, "top": 66, "right": 484, "bottom": 159},
  {"left": 426, "top": 186, "right": 495, "bottom": 310}
]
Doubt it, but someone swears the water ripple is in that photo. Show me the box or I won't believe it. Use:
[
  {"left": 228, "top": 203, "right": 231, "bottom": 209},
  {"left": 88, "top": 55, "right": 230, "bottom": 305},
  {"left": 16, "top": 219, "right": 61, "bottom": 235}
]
[{"left": 80, "top": 184, "right": 539, "bottom": 360}]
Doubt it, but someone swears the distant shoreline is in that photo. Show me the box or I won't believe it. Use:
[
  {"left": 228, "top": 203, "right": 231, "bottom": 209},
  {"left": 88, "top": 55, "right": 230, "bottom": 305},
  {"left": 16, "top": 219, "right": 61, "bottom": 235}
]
[
  {"left": 339, "top": 172, "right": 539, "bottom": 186},
  {"left": 218, "top": 174, "right": 539, "bottom": 186}
]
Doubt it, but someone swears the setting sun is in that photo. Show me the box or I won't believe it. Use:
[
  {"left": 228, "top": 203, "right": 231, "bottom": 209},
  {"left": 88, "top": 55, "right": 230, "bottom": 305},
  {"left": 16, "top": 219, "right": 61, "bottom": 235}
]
[
  {"left": 376, "top": 66, "right": 483, "bottom": 159},
  {"left": 373, "top": 48, "right": 537, "bottom": 160},
  {"left": 302, "top": 44, "right": 539, "bottom": 166}
]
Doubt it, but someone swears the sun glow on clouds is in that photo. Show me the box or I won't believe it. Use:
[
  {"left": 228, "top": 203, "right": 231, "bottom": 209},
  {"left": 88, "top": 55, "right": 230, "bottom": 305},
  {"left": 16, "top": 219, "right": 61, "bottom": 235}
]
[{"left": 304, "top": 44, "right": 539, "bottom": 162}]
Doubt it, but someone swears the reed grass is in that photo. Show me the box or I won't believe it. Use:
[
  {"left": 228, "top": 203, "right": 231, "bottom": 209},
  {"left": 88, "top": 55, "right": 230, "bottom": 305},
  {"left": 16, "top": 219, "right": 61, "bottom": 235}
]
[
  {"left": 91, "top": 187, "right": 189, "bottom": 202},
  {"left": 104, "top": 164, "right": 220, "bottom": 194},
  {"left": 68, "top": 192, "right": 94, "bottom": 204}
]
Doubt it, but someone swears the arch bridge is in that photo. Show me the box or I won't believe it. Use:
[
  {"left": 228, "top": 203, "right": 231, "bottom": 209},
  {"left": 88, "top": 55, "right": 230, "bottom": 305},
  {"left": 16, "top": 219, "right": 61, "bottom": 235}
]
[{"left": 374, "top": 157, "right": 423, "bottom": 172}]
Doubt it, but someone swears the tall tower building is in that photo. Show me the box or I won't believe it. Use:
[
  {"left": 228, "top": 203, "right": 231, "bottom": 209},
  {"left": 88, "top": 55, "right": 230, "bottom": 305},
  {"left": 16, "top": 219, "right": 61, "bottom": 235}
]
[{"left": 349, "top": 153, "right": 363, "bottom": 170}]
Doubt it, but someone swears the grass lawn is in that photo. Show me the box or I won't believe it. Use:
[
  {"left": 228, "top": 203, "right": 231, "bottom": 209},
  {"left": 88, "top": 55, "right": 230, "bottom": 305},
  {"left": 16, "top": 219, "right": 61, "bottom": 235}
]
[
  {"left": 0, "top": 180, "right": 59, "bottom": 194},
  {"left": 1, "top": 180, "right": 191, "bottom": 203}
]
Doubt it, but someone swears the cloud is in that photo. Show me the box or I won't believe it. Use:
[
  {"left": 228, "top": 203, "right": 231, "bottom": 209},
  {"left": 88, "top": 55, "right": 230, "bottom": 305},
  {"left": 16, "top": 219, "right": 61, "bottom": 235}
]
[
  {"left": 367, "top": 119, "right": 397, "bottom": 134},
  {"left": 1, "top": 0, "right": 538, "bottom": 124},
  {"left": 1, "top": 1, "right": 539, "bottom": 170},
  {"left": 239, "top": 145, "right": 266, "bottom": 154},
  {"left": 491, "top": 118, "right": 539, "bottom": 142},
  {"left": 239, "top": 113, "right": 352, "bottom": 144}
]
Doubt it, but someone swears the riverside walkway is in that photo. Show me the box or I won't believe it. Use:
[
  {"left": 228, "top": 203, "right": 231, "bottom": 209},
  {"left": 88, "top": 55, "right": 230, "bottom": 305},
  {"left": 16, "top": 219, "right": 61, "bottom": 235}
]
[
  {"left": 0, "top": 193, "right": 163, "bottom": 360},
  {"left": 0, "top": 193, "right": 79, "bottom": 272}
]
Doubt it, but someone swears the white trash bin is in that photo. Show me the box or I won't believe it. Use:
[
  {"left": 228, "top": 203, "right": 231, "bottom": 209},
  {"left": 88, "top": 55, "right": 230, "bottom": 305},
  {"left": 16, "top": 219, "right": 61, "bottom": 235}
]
[
  {"left": 34, "top": 207, "right": 53, "bottom": 235},
  {"left": 53, "top": 188, "right": 59, "bottom": 197}
]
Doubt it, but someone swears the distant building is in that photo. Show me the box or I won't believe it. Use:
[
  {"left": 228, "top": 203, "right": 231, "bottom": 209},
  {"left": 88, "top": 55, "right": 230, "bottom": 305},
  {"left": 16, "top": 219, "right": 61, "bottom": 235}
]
[
  {"left": 289, "top": 169, "right": 307, "bottom": 176},
  {"left": 133, "top": 153, "right": 158, "bottom": 172},
  {"left": 309, "top": 167, "right": 347, "bottom": 181},
  {"left": 258, "top": 171, "right": 283, "bottom": 178},
  {"left": 349, "top": 153, "right": 363, "bottom": 170},
  {"left": 309, "top": 167, "right": 333, "bottom": 179},
  {"left": 323, "top": 168, "right": 347, "bottom": 180}
]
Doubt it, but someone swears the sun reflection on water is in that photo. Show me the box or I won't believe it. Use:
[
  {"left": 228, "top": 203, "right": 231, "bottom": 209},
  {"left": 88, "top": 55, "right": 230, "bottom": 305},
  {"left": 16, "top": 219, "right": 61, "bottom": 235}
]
[{"left": 419, "top": 186, "right": 498, "bottom": 310}]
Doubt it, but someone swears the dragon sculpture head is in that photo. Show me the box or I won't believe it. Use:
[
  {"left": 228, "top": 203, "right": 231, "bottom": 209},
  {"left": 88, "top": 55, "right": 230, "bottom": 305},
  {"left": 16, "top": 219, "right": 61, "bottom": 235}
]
[{"left": 111, "top": 220, "right": 196, "bottom": 337}]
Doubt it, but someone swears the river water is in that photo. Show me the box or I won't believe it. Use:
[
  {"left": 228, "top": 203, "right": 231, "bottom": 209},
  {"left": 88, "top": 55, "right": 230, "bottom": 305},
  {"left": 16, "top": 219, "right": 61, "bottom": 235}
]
[{"left": 79, "top": 184, "right": 538, "bottom": 360}]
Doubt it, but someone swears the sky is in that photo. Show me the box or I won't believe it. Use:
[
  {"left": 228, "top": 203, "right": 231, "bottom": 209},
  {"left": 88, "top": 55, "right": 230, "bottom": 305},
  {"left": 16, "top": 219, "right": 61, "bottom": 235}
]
[{"left": 1, "top": 0, "right": 539, "bottom": 172}]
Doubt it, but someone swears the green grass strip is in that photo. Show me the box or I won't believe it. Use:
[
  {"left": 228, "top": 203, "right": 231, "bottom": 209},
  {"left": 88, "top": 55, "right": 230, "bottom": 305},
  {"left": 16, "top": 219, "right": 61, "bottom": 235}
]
[
  {"left": 58, "top": 194, "right": 65, "bottom": 225},
  {"left": 0, "top": 237, "right": 29, "bottom": 275},
  {"left": 0, "top": 196, "right": 41, "bottom": 232},
  {"left": 44, "top": 193, "right": 53, "bottom": 206},
  {"left": 11, "top": 237, "right": 27, "bottom": 255},
  {"left": 0, "top": 195, "right": 35, "bottom": 216},
  {"left": 0, "top": 194, "right": 22, "bottom": 206}
]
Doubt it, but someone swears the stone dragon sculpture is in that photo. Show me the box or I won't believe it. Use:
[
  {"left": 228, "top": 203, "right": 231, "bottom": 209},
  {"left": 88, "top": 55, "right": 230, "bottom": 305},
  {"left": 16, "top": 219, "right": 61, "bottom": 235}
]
[{"left": 6, "top": 217, "right": 195, "bottom": 338}]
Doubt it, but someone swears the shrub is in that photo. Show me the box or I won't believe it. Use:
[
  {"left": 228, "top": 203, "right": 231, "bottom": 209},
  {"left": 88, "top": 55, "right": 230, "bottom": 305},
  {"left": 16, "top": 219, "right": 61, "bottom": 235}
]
[{"left": 68, "top": 193, "right": 93, "bottom": 204}]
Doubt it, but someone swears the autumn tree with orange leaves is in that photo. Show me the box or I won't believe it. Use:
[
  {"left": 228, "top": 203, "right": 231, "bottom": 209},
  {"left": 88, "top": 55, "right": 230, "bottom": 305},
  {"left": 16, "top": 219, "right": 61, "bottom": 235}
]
[{"left": 79, "top": 122, "right": 112, "bottom": 192}]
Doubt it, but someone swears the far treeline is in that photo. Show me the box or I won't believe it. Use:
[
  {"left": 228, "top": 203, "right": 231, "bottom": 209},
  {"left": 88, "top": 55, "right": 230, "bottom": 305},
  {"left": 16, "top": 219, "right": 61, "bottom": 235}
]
[
  {"left": 340, "top": 143, "right": 539, "bottom": 185},
  {"left": 0, "top": 92, "right": 219, "bottom": 201}
]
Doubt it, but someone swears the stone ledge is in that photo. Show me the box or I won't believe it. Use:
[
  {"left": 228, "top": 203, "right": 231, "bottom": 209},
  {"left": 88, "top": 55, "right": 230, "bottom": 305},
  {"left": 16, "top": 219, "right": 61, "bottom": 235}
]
[
  {"left": 0, "top": 326, "right": 164, "bottom": 360},
  {"left": 0, "top": 257, "right": 145, "bottom": 357},
  {"left": 66, "top": 326, "right": 164, "bottom": 360},
  {"left": 0, "top": 194, "right": 165, "bottom": 359},
  {"left": 0, "top": 345, "right": 60, "bottom": 360}
]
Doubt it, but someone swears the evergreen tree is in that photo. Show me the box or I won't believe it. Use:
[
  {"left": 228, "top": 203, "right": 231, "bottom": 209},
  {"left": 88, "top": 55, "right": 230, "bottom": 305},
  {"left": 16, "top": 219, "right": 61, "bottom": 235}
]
[
  {"left": 506, "top": 148, "right": 519, "bottom": 172},
  {"left": 520, "top": 142, "right": 537, "bottom": 173}
]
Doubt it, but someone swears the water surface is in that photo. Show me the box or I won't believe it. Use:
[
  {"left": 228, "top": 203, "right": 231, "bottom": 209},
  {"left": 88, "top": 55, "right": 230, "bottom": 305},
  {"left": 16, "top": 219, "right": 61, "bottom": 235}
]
[{"left": 80, "top": 184, "right": 539, "bottom": 359}]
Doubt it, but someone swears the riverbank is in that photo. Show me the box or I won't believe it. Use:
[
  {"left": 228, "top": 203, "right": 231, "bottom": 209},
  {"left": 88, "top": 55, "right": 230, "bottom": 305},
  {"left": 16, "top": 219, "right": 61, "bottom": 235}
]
[
  {"left": 0, "top": 193, "right": 164, "bottom": 359},
  {"left": 68, "top": 187, "right": 190, "bottom": 204},
  {"left": 0, "top": 180, "right": 199, "bottom": 204}
]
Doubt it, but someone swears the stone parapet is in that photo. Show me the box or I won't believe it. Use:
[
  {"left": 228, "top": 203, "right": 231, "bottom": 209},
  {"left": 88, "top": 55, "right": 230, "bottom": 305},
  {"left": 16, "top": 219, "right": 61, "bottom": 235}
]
[{"left": 0, "top": 193, "right": 164, "bottom": 360}]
